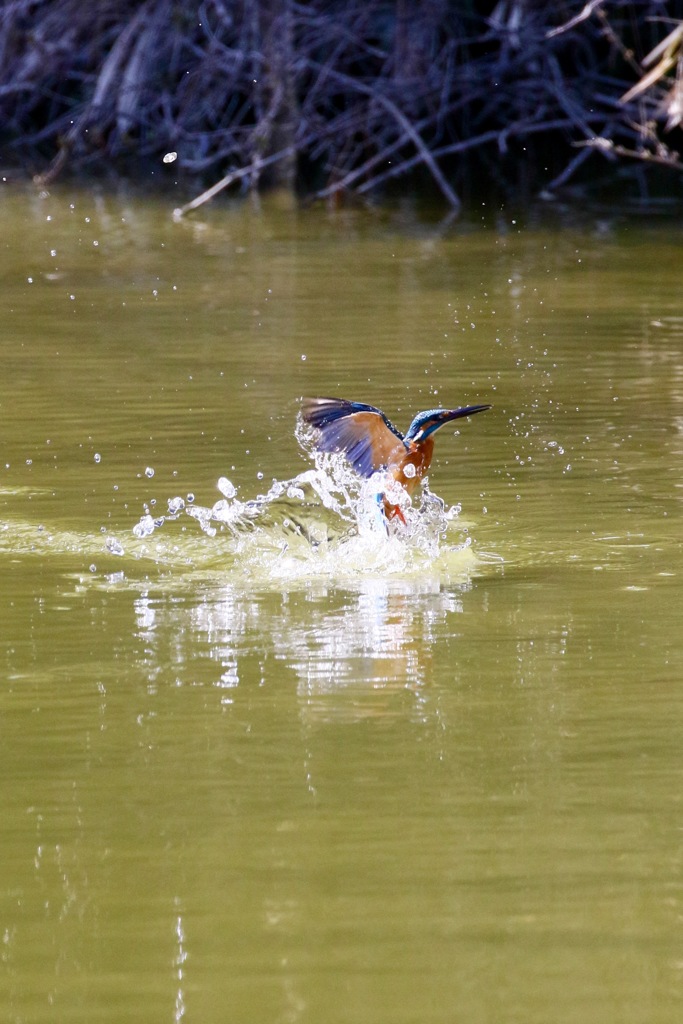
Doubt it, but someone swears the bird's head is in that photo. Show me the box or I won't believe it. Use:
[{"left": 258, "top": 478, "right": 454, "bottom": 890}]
[{"left": 405, "top": 404, "right": 491, "bottom": 442}]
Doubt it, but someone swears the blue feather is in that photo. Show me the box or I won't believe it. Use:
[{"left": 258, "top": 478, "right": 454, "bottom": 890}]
[
  {"left": 300, "top": 398, "right": 406, "bottom": 478},
  {"left": 302, "top": 398, "right": 402, "bottom": 437}
]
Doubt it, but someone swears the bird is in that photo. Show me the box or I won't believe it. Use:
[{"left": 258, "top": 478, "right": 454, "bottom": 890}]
[{"left": 300, "top": 396, "right": 491, "bottom": 523}]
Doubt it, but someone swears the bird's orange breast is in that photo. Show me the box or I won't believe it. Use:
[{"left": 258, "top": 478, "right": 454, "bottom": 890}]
[
  {"left": 388, "top": 438, "right": 434, "bottom": 495},
  {"left": 382, "top": 439, "right": 435, "bottom": 521}
]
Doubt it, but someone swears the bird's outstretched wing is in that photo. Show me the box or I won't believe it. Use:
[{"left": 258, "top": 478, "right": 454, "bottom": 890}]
[{"left": 300, "top": 397, "right": 407, "bottom": 477}]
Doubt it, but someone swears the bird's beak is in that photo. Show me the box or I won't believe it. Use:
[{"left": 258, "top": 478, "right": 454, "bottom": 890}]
[{"left": 440, "top": 404, "right": 491, "bottom": 424}]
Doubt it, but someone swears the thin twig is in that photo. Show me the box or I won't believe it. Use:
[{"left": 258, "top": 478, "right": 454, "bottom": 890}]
[
  {"left": 173, "top": 145, "right": 294, "bottom": 218},
  {"left": 546, "top": 1, "right": 605, "bottom": 40}
]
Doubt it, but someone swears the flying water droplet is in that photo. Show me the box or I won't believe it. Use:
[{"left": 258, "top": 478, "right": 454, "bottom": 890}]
[
  {"left": 105, "top": 537, "right": 124, "bottom": 556},
  {"left": 145, "top": 467, "right": 155, "bottom": 478},
  {"left": 186, "top": 505, "right": 216, "bottom": 537},
  {"left": 133, "top": 514, "right": 156, "bottom": 538},
  {"left": 217, "top": 477, "right": 236, "bottom": 499}
]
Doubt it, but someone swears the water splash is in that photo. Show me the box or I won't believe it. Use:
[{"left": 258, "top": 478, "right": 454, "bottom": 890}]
[
  {"left": 0, "top": 447, "right": 488, "bottom": 585},
  {"left": 127, "top": 449, "right": 479, "bottom": 585}
]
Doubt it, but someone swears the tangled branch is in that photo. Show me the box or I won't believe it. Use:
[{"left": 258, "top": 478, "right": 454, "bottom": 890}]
[{"left": 0, "top": 1, "right": 681, "bottom": 210}]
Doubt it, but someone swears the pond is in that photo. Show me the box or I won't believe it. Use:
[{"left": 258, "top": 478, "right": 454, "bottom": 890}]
[{"left": 1, "top": 182, "right": 683, "bottom": 1023}]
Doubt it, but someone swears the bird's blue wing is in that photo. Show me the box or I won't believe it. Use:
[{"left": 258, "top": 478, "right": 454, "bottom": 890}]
[{"left": 300, "top": 398, "right": 406, "bottom": 477}]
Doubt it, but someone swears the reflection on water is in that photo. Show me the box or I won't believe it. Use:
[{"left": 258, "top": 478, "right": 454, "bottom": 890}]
[
  {"left": 132, "top": 573, "right": 470, "bottom": 725},
  {"left": 286, "top": 579, "right": 460, "bottom": 707},
  {"left": 173, "top": 909, "right": 187, "bottom": 1024}
]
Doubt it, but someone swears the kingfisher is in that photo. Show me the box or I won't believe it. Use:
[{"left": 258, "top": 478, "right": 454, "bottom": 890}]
[{"left": 300, "top": 397, "right": 491, "bottom": 523}]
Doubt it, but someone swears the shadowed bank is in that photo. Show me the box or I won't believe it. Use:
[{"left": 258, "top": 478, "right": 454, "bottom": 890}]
[{"left": 1, "top": 1, "right": 682, "bottom": 211}]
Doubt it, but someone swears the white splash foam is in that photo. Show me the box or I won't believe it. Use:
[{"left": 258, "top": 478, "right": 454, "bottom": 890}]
[{"left": 128, "top": 451, "right": 479, "bottom": 586}]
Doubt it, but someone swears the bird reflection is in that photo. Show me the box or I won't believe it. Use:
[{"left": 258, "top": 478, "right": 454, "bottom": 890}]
[
  {"left": 284, "top": 579, "right": 462, "bottom": 715},
  {"left": 132, "top": 577, "right": 467, "bottom": 723}
]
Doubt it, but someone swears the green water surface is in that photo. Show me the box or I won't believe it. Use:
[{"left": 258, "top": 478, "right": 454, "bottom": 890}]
[{"left": 1, "top": 184, "right": 682, "bottom": 1023}]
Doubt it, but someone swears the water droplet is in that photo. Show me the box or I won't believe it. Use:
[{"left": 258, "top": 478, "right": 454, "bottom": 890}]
[
  {"left": 217, "top": 477, "right": 236, "bottom": 499},
  {"left": 105, "top": 537, "right": 124, "bottom": 556},
  {"left": 403, "top": 463, "right": 417, "bottom": 479},
  {"left": 133, "top": 514, "right": 156, "bottom": 538},
  {"left": 301, "top": 354, "right": 307, "bottom": 361},
  {"left": 256, "top": 471, "right": 264, "bottom": 480},
  {"left": 167, "top": 496, "right": 185, "bottom": 514},
  {"left": 89, "top": 564, "right": 97, "bottom": 573},
  {"left": 163, "top": 152, "right": 178, "bottom": 164},
  {"left": 94, "top": 453, "right": 101, "bottom": 463},
  {"left": 145, "top": 466, "right": 155, "bottom": 478}
]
